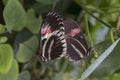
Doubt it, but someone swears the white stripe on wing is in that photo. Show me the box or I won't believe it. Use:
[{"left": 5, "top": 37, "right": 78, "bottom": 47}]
[{"left": 71, "top": 44, "right": 84, "bottom": 58}]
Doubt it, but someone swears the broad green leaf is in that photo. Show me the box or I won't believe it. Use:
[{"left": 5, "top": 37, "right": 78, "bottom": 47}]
[
  {"left": 0, "top": 24, "right": 5, "bottom": 34},
  {"left": 24, "top": 8, "right": 42, "bottom": 34},
  {"left": 79, "top": 38, "right": 120, "bottom": 80},
  {"left": 0, "top": 44, "right": 13, "bottom": 74},
  {"left": 18, "top": 70, "right": 31, "bottom": 80},
  {"left": 3, "top": 0, "right": 25, "bottom": 32},
  {"left": 16, "top": 36, "right": 39, "bottom": 63},
  {"left": 0, "top": 59, "right": 18, "bottom": 80},
  {"left": 0, "top": 37, "right": 8, "bottom": 44}
]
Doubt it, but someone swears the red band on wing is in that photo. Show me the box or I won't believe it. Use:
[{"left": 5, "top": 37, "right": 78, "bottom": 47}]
[
  {"left": 41, "top": 27, "right": 52, "bottom": 34},
  {"left": 70, "top": 28, "right": 80, "bottom": 36}
]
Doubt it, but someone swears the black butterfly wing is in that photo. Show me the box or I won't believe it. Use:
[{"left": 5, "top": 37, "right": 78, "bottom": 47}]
[
  {"left": 63, "top": 18, "right": 91, "bottom": 61},
  {"left": 40, "top": 11, "right": 64, "bottom": 33},
  {"left": 39, "top": 11, "right": 66, "bottom": 61}
]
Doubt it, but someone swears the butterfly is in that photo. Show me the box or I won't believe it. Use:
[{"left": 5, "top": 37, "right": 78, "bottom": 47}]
[{"left": 39, "top": 11, "right": 92, "bottom": 61}]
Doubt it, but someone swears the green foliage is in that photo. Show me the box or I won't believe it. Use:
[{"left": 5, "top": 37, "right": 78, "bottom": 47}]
[
  {"left": 24, "top": 8, "right": 42, "bottom": 34},
  {"left": 0, "top": 59, "right": 18, "bottom": 80},
  {"left": 0, "top": 0, "right": 120, "bottom": 80},
  {"left": 0, "top": 44, "right": 13, "bottom": 74},
  {"left": 16, "top": 36, "right": 39, "bottom": 63},
  {"left": 108, "top": 73, "right": 120, "bottom": 80},
  {"left": 18, "top": 70, "right": 31, "bottom": 80},
  {"left": 0, "top": 37, "right": 8, "bottom": 44},
  {"left": 79, "top": 39, "right": 120, "bottom": 80},
  {"left": 91, "top": 39, "right": 120, "bottom": 77},
  {"left": 0, "top": 24, "right": 5, "bottom": 34},
  {"left": 3, "top": 0, "right": 25, "bottom": 32}
]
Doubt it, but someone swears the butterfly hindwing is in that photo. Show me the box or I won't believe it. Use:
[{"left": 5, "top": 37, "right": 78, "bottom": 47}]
[
  {"left": 39, "top": 11, "right": 67, "bottom": 61},
  {"left": 63, "top": 19, "right": 91, "bottom": 61}
]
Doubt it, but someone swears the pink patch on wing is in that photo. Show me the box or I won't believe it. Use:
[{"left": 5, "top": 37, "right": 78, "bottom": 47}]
[
  {"left": 70, "top": 28, "right": 80, "bottom": 36},
  {"left": 41, "top": 27, "right": 52, "bottom": 34}
]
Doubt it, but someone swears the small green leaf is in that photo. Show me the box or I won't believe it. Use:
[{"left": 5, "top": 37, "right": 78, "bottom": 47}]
[
  {"left": 3, "top": 0, "right": 25, "bottom": 32},
  {"left": 18, "top": 70, "right": 31, "bottom": 80},
  {"left": 0, "top": 44, "right": 13, "bottom": 74},
  {"left": 0, "top": 59, "right": 18, "bottom": 80},
  {"left": 16, "top": 36, "right": 39, "bottom": 63},
  {"left": 0, "top": 37, "right": 8, "bottom": 44},
  {"left": 0, "top": 24, "right": 5, "bottom": 34},
  {"left": 24, "top": 8, "right": 42, "bottom": 34}
]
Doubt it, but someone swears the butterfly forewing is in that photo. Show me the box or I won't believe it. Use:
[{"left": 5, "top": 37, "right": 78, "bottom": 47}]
[
  {"left": 39, "top": 11, "right": 67, "bottom": 61},
  {"left": 41, "top": 11, "right": 64, "bottom": 33},
  {"left": 63, "top": 18, "right": 91, "bottom": 61}
]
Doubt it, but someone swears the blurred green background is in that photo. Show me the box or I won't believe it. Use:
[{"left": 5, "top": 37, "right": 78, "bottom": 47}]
[{"left": 0, "top": 0, "right": 120, "bottom": 80}]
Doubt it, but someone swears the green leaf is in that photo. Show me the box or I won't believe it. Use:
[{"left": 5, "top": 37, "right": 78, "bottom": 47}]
[
  {"left": 0, "top": 44, "right": 13, "bottom": 74},
  {"left": 18, "top": 70, "right": 31, "bottom": 80},
  {"left": 79, "top": 38, "right": 120, "bottom": 80},
  {"left": 0, "top": 37, "right": 8, "bottom": 44},
  {"left": 3, "top": 0, "right": 25, "bottom": 32},
  {"left": 0, "top": 59, "right": 18, "bottom": 80},
  {"left": 24, "top": 8, "right": 42, "bottom": 34},
  {"left": 16, "top": 36, "right": 39, "bottom": 63},
  {"left": 0, "top": 24, "right": 5, "bottom": 34}
]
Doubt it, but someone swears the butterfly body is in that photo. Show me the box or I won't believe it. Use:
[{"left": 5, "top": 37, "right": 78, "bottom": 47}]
[{"left": 39, "top": 11, "right": 91, "bottom": 61}]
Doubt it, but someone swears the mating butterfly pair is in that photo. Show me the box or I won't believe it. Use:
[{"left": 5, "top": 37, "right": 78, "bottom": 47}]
[{"left": 39, "top": 11, "right": 91, "bottom": 62}]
